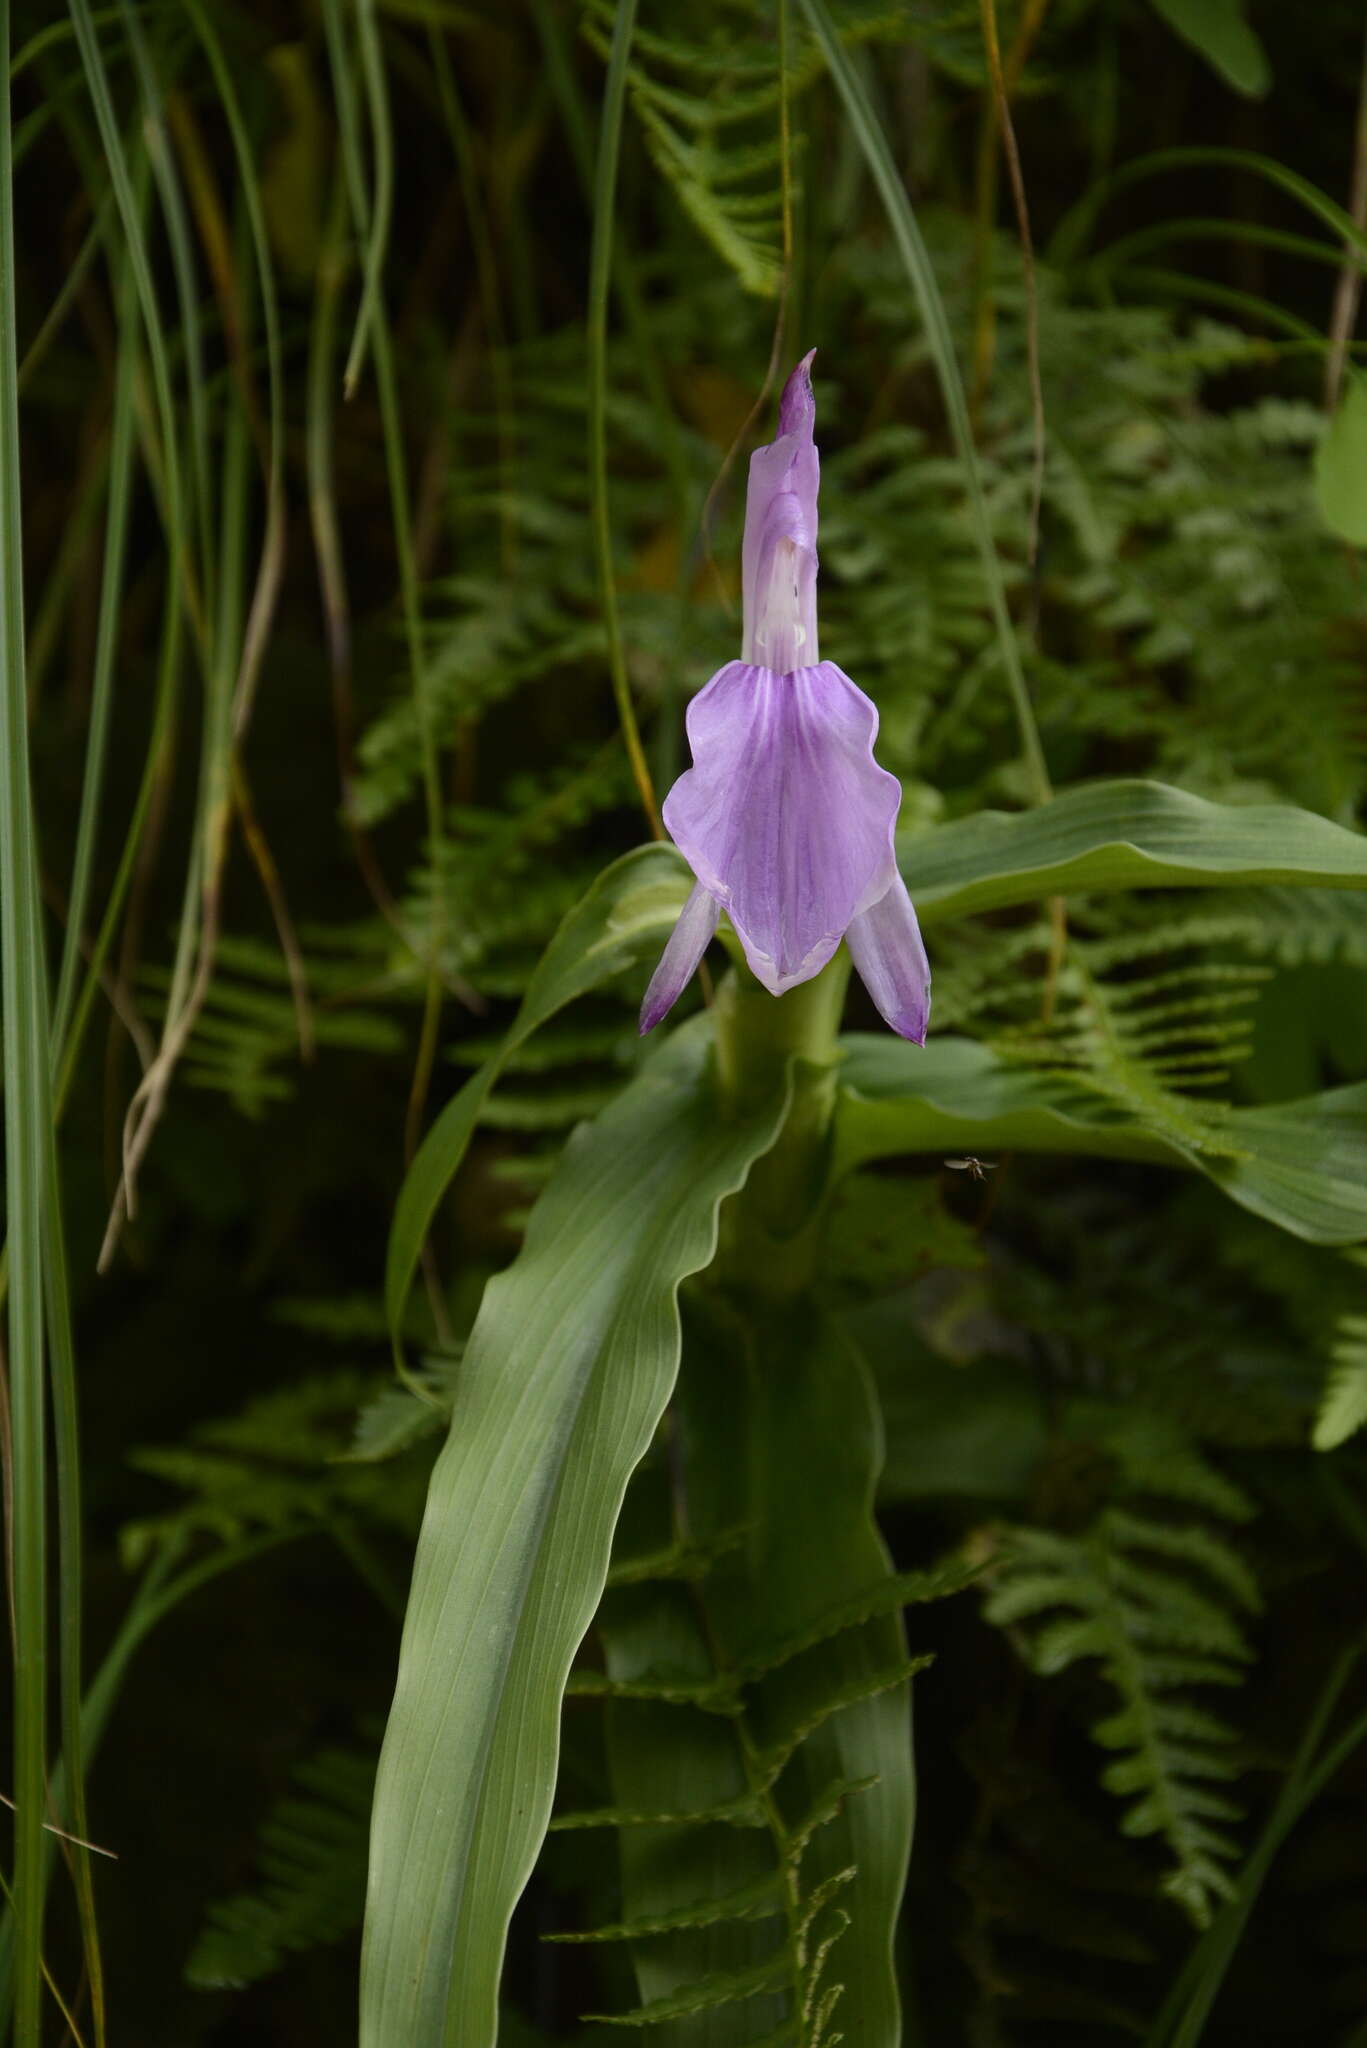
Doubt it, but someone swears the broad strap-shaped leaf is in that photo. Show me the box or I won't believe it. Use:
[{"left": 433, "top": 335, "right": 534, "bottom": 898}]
[
  {"left": 835, "top": 1035, "right": 1367, "bottom": 1245},
  {"left": 360, "top": 1021, "right": 788, "bottom": 2048},
  {"left": 597, "top": 1300, "right": 919, "bottom": 2046},
  {"left": 385, "top": 844, "right": 691, "bottom": 1355},
  {"left": 901, "top": 780, "right": 1367, "bottom": 924}
]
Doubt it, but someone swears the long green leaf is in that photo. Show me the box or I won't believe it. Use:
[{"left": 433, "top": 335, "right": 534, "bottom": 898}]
[
  {"left": 384, "top": 844, "right": 691, "bottom": 1355},
  {"left": 360, "top": 1020, "right": 789, "bottom": 2047},
  {"left": 835, "top": 1037, "right": 1367, "bottom": 1244},
  {"left": 0, "top": 6, "right": 51, "bottom": 2036},
  {"left": 904, "top": 781, "right": 1367, "bottom": 923}
]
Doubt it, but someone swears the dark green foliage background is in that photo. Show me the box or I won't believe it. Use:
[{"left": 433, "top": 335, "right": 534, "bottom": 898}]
[{"left": 7, "top": 0, "right": 1367, "bottom": 2040}]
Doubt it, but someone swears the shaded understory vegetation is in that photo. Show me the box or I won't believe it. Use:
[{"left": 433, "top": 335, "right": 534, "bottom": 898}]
[{"left": 3, "top": 0, "right": 1367, "bottom": 2042}]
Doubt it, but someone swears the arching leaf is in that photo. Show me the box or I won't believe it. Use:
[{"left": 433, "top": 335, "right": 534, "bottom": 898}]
[{"left": 360, "top": 1020, "right": 788, "bottom": 2048}]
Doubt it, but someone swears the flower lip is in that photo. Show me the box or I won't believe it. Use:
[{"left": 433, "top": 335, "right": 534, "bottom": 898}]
[{"left": 660, "top": 659, "right": 901, "bottom": 997}]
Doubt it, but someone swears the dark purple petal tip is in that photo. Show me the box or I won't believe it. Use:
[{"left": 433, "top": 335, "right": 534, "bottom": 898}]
[
  {"left": 639, "top": 882, "right": 720, "bottom": 1034},
  {"left": 777, "top": 348, "right": 817, "bottom": 440},
  {"left": 845, "top": 876, "right": 932, "bottom": 1046}
]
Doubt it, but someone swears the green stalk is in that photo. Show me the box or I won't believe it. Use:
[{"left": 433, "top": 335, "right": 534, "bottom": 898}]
[
  {"left": 344, "top": 0, "right": 394, "bottom": 399},
  {"left": 1149, "top": 1648, "right": 1367, "bottom": 2048},
  {"left": 427, "top": 28, "right": 518, "bottom": 573},
  {"left": 15, "top": 196, "right": 109, "bottom": 392},
  {"left": 64, "top": 0, "right": 191, "bottom": 1126},
  {"left": 40, "top": 1094, "right": 104, "bottom": 2043},
  {"left": 53, "top": 558, "right": 180, "bottom": 1122},
  {"left": 531, "top": 0, "right": 694, "bottom": 791},
  {"left": 796, "top": 0, "right": 1052, "bottom": 807},
  {"left": 50, "top": 246, "right": 138, "bottom": 1057},
  {"left": 118, "top": 0, "right": 214, "bottom": 637},
  {"left": 587, "top": 0, "right": 661, "bottom": 837},
  {"left": 321, "top": 0, "right": 448, "bottom": 1175},
  {"left": 713, "top": 953, "right": 851, "bottom": 1296},
  {"left": 22, "top": 443, "right": 107, "bottom": 711},
  {"left": 0, "top": 5, "right": 52, "bottom": 2035}
]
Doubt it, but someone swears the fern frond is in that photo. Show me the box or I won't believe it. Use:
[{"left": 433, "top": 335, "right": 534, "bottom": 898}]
[
  {"left": 754, "top": 1655, "right": 933, "bottom": 1789},
  {"left": 564, "top": 1669, "right": 743, "bottom": 1714},
  {"left": 954, "top": 1702, "right": 1158, "bottom": 2039},
  {"left": 345, "top": 1352, "right": 460, "bottom": 1463},
  {"left": 584, "top": 1950, "right": 795, "bottom": 2026},
  {"left": 734, "top": 1558, "right": 979, "bottom": 1678},
  {"left": 546, "top": 1872, "right": 787, "bottom": 1943},
  {"left": 582, "top": 0, "right": 818, "bottom": 295},
  {"left": 140, "top": 935, "right": 403, "bottom": 1119},
  {"left": 606, "top": 1527, "right": 749, "bottom": 1587},
  {"left": 931, "top": 903, "right": 1273, "bottom": 1157},
  {"left": 821, "top": 1170, "right": 984, "bottom": 1300},
  {"left": 985, "top": 1420, "right": 1259, "bottom": 1924},
  {"left": 121, "top": 1371, "right": 430, "bottom": 1565},
  {"left": 187, "top": 1741, "right": 375, "bottom": 1989},
  {"left": 549, "top": 1792, "right": 770, "bottom": 1833},
  {"left": 781, "top": 1776, "right": 880, "bottom": 1865},
  {"left": 1314, "top": 1253, "right": 1367, "bottom": 1450}
]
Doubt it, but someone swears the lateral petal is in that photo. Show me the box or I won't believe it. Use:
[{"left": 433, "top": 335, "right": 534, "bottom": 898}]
[
  {"left": 845, "top": 873, "right": 932, "bottom": 1045},
  {"left": 638, "top": 882, "right": 721, "bottom": 1034}
]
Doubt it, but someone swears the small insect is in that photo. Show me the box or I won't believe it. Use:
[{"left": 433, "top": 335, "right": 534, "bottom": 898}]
[{"left": 944, "top": 1156, "right": 997, "bottom": 1182}]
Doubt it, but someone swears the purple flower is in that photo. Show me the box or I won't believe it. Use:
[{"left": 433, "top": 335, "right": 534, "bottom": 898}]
[{"left": 641, "top": 352, "right": 931, "bottom": 1043}]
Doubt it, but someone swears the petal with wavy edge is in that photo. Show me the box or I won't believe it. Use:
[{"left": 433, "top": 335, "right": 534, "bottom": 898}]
[
  {"left": 662, "top": 660, "right": 901, "bottom": 998},
  {"left": 845, "top": 874, "right": 932, "bottom": 1045},
  {"left": 638, "top": 882, "right": 721, "bottom": 1033}
]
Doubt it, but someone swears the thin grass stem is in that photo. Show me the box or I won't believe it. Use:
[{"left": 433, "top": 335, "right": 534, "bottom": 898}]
[
  {"left": 587, "top": 0, "right": 661, "bottom": 837},
  {"left": 51, "top": 248, "right": 138, "bottom": 1058},
  {"left": 0, "top": 5, "right": 53, "bottom": 2033},
  {"left": 344, "top": 0, "right": 394, "bottom": 400},
  {"left": 797, "top": 0, "right": 1052, "bottom": 806}
]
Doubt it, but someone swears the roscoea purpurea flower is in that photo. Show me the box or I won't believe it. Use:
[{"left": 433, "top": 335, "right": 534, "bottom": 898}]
[{"left": 640, "top": 351, "right": 931, "bottom": 1042}]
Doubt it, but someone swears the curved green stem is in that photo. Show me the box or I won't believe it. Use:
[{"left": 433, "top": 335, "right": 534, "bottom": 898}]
[{"left": 587, "top": 0, "right": 660, "bottom": 837}]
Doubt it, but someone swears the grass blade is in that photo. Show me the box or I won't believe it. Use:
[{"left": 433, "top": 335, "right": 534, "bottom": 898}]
[
  {"left": 0, "top": 5, "right": 53, "bottom": 2035},
  {"left": 796, "top": 0, "right": 1051, "bottom": 806},
  {"left": 587, "top": 0, "right": 660, "bottom": 836},
  {"left": 50, "top": 246, "right": 138, "bottom": 1057}
]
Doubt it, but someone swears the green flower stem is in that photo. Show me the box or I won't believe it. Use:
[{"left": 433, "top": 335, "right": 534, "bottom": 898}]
[{"left": 713, "top": 951, "right": 850, "bottom": 1296}]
